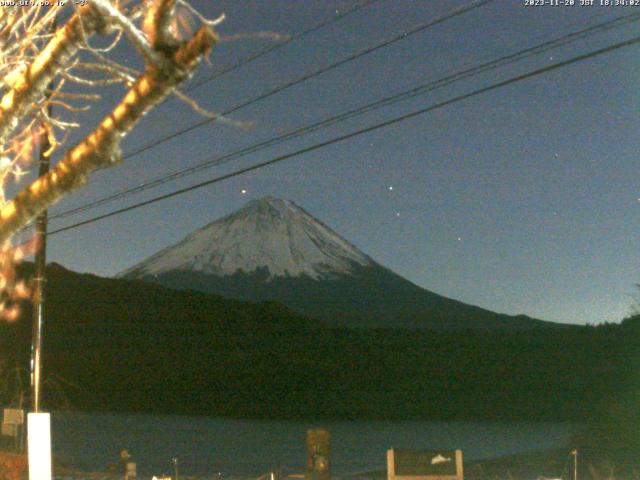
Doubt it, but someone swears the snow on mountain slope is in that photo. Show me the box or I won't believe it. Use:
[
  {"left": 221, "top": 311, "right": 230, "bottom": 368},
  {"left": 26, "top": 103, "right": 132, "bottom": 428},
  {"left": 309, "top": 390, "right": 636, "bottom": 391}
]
[{"left": 120, "top": 197, "right": 375, "bottom": 280}]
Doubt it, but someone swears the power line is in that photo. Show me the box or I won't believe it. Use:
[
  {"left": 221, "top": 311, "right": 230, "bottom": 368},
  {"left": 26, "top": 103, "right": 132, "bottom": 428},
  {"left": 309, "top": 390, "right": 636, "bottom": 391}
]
[
  {"left": 49, "top": 11, "right": 640, "bottom": 221},
  {"left": 48, "top": 0, "right": 496, "bottom": 219},
  {"left": 47, "top": 34, "right": 640, "bottom": 237},
  {"left": 186, "top": 0, "right": 385, "bottom": 92},
  {"left": 120, "top": 0, "right": 496, "bottom": 160},
  {"left": 12, "top": 0, "right": 499, "bottom": 238}
]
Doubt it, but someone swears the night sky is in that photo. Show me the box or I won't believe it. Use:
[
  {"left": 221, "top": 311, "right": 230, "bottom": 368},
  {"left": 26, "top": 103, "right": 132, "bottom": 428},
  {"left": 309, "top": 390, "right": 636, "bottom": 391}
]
[{"left": 30, "top": 0, "right": 640, "bottom": 325}]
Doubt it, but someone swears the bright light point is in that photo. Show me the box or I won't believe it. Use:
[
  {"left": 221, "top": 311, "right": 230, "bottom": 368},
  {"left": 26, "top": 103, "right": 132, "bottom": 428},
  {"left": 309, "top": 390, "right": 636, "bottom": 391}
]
[
  {"left": 457, "top": 237, "right": 462, "bottom": 242},
  {"left": 388, "top": 186, "right": 393, "bottom": 191},
  {"left": 241, "top": 189, "right": 247, "bottom": 195},
  {"left": 396, "top": 212, "right": 400, "bottom": 217}
]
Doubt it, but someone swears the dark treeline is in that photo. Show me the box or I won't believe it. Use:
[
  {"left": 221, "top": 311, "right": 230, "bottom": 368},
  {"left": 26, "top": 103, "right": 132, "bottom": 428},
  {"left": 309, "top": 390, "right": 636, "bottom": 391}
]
[{"left": 1, "top": 263, "right": 639, "bottom": 460}]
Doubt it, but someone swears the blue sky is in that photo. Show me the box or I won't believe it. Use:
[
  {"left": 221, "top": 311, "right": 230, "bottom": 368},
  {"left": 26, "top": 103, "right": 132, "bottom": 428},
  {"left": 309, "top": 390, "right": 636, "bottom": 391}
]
[{"left": 31, "top": 0, "right": 640, "bottom": 325}]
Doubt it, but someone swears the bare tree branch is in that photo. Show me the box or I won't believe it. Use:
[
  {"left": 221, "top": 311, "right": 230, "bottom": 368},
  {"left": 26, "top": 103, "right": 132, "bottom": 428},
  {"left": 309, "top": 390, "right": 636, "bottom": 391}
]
[
  {"left": 0, "top": 5, "right": 105, "bottom": 145},
  {"left": 0, "top": 19, "right": 217, "bottom": 243},
  {"left": 91, "top": 0, "right": 160, "bottom": 64}
]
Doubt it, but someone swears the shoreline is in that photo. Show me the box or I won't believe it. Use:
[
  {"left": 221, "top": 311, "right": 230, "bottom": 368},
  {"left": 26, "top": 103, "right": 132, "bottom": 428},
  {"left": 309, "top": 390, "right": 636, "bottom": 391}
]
[{"left": 6, "top": 447, "right": 635, "bottom": 480}]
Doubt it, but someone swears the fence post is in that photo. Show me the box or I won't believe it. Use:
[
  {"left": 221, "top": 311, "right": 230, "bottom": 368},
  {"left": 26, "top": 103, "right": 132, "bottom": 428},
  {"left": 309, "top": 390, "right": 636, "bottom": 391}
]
[{"left": 306, "top": 429, "right": 331, "bottom": 480}]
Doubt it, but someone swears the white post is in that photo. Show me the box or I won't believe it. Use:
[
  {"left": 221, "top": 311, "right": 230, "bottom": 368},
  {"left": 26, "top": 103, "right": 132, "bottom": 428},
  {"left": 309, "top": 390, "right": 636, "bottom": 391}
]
[{"left": 27, "top": 413, "right": 52, "bottom": 480}]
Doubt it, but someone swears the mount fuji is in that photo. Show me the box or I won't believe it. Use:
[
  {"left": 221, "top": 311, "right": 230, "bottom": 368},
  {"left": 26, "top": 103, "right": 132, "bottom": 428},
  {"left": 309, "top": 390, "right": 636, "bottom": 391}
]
[{"left": 120, "top": 197, "right": 554, "bottom": 329}]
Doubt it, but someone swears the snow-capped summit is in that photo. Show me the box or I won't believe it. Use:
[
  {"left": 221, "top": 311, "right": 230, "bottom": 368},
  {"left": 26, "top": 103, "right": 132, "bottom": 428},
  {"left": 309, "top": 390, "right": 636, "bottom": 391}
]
[{"left": 121, "top": 196, "right": 374, "bottom": 280}]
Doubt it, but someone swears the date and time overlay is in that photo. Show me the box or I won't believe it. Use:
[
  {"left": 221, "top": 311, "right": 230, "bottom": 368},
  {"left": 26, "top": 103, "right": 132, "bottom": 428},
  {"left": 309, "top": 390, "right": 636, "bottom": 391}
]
[
  {"left": 0, "top": 0, "right": 85, "bottom": 7},
  {"left": 0, "top": 0, "right": 639, "bottom": 9},
  {"left": 525, "top": 0, "right": 639, "bottom": 6}
]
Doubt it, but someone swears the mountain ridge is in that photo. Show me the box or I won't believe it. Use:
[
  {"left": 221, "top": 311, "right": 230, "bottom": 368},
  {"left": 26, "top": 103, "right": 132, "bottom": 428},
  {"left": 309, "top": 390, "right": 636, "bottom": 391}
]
[{"left": 121, "top": 197, "right": 562, "bottom": 330}]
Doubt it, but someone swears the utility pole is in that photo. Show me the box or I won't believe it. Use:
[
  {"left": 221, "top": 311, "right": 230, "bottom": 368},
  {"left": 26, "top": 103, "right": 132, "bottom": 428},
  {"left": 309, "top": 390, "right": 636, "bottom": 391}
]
[
  {"left": 30, "top": 14, "right": 56, "bottom": 415},
  {"left": 30, "top": 128, "right": 49, "bottom": 413},
  {"left": 572, "top": 449, "right": 578, "bottom": 480},
  {"left": 27, "top": 19, "right": 57, "bottom": 480}
]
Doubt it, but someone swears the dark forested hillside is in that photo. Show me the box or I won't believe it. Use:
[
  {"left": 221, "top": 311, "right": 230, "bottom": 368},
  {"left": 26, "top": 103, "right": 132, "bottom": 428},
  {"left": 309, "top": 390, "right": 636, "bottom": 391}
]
[{"left": 0, "top": 263, "right": 635, "bottom": 424}]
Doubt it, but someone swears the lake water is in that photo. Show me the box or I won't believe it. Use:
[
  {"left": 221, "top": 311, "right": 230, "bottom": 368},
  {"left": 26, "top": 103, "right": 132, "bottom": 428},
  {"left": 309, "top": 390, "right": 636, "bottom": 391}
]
[{"left": 51, "top": 412, "right": 576, "bottom": 478}]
